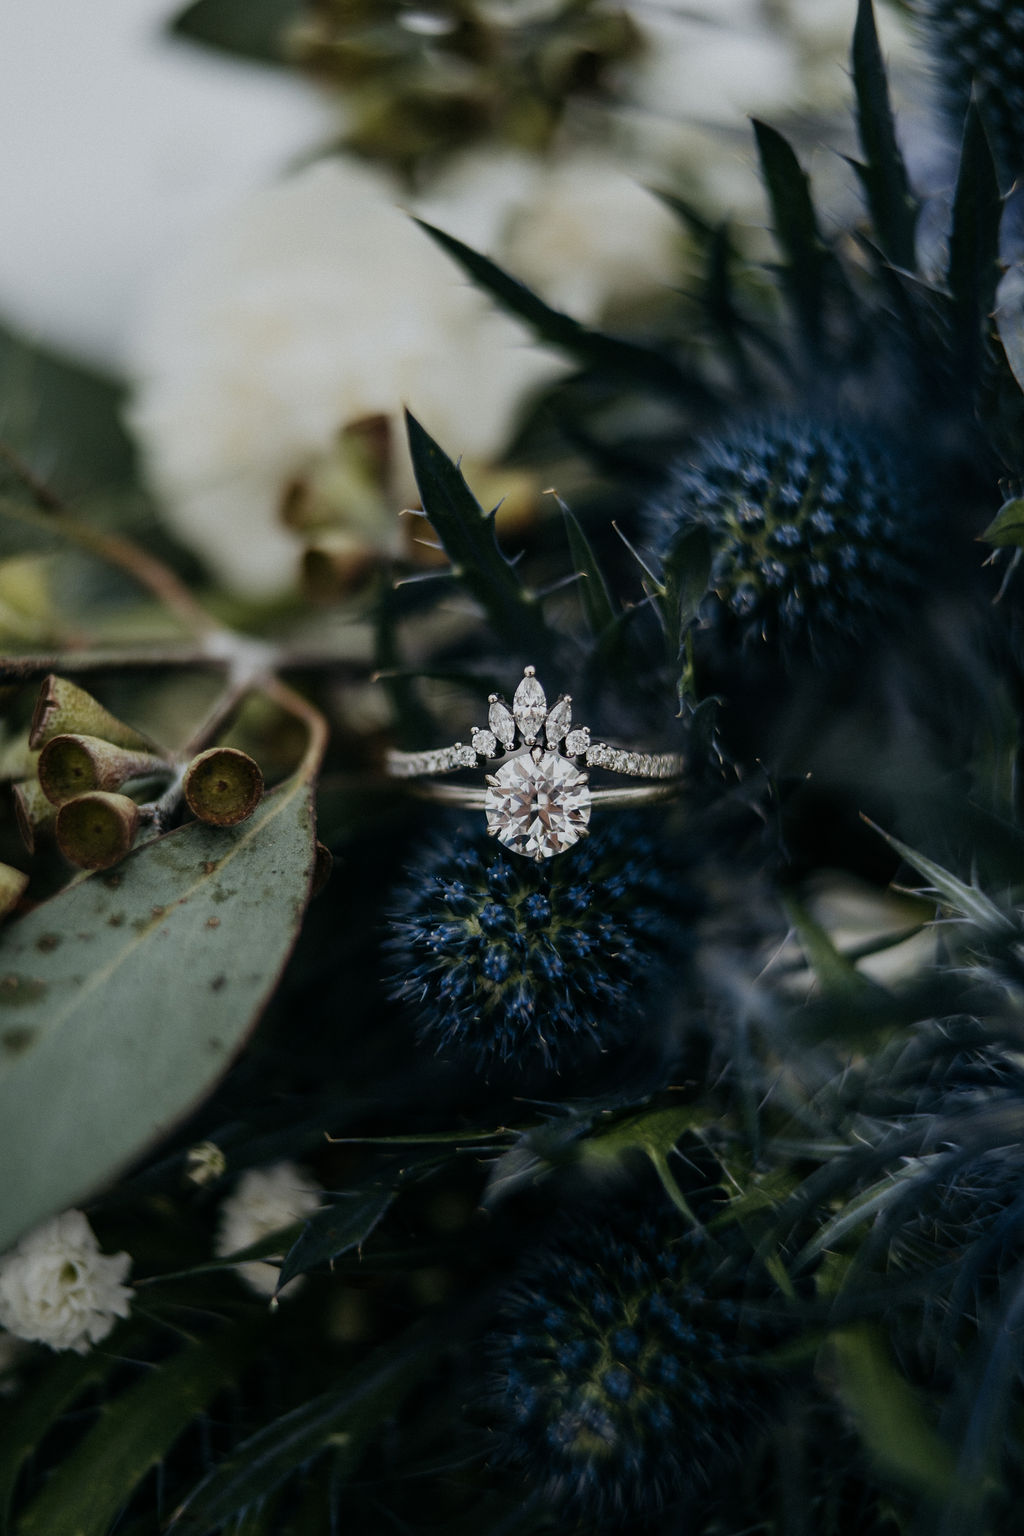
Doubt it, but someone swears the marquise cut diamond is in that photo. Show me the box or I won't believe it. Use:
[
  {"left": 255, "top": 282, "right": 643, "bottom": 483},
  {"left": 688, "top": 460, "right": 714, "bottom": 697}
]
[{"left": 485, "top": 749, "right": 591, "bottom": 860}]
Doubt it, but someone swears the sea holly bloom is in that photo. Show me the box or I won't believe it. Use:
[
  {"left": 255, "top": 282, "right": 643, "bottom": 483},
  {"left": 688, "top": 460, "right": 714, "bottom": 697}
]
[
  {"left": 649, "top": 419, "right": 924, "bottom": 664},
  {"left": 385, "top": 818, "right": 694, "bottom": 1074},
  {"left": 0, "top": 1210, "right": 132, "bottom": 1354},
  {"left": 918, "top": 0, "right": 1024, "bottom": 183},
  {"left": 486, "top": 1215, "right": 774, "bottom": 1521}
]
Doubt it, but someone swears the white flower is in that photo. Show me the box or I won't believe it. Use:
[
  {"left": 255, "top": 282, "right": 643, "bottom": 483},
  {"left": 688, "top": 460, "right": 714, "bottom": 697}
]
[
  {"left": 0, "top": 1210, "right": 132, "bottom": 1354},
  {"left": 215, "top": 1161, "right": 321, "bottom": 1297},
  {"left": 127, "top": 156, "right": 567, "bottom": 597},
  {"left": 422, "top": 147, "right": 684, "bottom": 322}
]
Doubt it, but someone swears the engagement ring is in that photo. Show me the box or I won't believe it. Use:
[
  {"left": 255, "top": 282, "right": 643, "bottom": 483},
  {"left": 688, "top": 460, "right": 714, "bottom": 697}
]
[{"left": 386, "top": 666, "right": 685, "bottom": 861}]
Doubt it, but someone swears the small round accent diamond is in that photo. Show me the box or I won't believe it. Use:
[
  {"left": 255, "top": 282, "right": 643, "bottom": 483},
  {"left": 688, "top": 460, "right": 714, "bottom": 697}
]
[{"left": 485, "top": 749, "right": 591, "bottom": 860}]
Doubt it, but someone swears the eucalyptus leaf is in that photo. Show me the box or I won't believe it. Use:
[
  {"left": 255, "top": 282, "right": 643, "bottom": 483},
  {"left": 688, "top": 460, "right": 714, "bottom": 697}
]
[
  {"left": 275, "top": 1186, "right": 395, "bottom": 1294},
  {"left": 15, "top": 1330, "right": 250, "bottom": 1536},
  {"left": 0, "top": 776, "right": 317, "bottom": 1252},
  {"left": 404, "top": 411, "right": 554, "bottom": 658}
]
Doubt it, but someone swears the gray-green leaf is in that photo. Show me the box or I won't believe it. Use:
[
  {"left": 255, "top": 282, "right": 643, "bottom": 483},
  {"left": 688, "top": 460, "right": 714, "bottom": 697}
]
[{"left": 0, "top": 775, "right": 317, "bottom": 1253}]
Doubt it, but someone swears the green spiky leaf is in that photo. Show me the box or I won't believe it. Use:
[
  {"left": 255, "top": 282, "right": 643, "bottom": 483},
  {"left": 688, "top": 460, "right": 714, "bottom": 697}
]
[
  {"left": 169, "top": 0, "right": 299, "bottom": 62},
  {"left": 275, "top": 1186, "right": 395, "bottom": 1295},
  {"left": 413, "top": 220, "right": 706, "bottom": 402},
  {"left": 752, "top": 119, "right": 833, "bottom": 354},
  {"left": 560, "top": 502, "right": 617, "bottom": 638},
  {"left": 404, "top": 412, "right": 554, "bottom": 657},
  {"left": 979, "top": 496, "right": 1024, "bottom": 549},
  {"left": 947, "top": 103, "right": 1002, "bottom": 377},
  {"left": 851, "top": 0, "right": 919, "bottom": 270}
]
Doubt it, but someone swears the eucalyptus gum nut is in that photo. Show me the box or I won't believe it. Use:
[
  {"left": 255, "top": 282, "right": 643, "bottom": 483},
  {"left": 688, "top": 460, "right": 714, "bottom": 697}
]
[
  {"left": 37, "top": 734, "right": 170, "bottom": 807},
  {"left": 56, "top": 792, "right": 140, "bottom": 871},
  {"left": 29, "top": 674, "right": 154, "bottom": 753},
  {"left": 183, "top": 748, "right": 264, "bottom": 827},
  {"left": 0, "top": 862, "right": 28, "bottom": 921},
  {"left": 12, "top": 779, "right": 56, "bottom": 853},
  {"left": 0, "top": 739, "right": 39, "bottom": 782}
]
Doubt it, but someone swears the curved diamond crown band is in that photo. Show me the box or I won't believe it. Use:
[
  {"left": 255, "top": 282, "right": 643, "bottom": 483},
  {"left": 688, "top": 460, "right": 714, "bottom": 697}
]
[{"left": 386, "top": 666, "right": 685, "bottom": 861}]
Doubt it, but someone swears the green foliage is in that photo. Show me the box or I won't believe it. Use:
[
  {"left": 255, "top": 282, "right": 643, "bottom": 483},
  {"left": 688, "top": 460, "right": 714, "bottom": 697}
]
[
  {"left": 0, "top": 776, "right": 317, "bottom": 1252},
  {"left": 170, "top": 0, "right": 300, "bottom": 63}
]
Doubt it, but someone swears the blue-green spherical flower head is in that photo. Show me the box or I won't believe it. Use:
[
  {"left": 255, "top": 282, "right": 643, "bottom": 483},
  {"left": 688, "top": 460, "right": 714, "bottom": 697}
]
[
  {"left": 487, "top": 1216, "right": 767, "bottom": 1522},
  {"left": 919, "top": 0, "right": 1024, "bottom": 181},
  {"left": 649, "top": 419, "right": 923, "bottom": 662},
  {"left": 385, "top": 817, "right": 693, "bottom": 1076}
]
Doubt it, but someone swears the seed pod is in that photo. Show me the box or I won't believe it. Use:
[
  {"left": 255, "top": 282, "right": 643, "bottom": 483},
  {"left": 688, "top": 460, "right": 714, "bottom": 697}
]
[
  {"left": 29, "top": 675, "right": 154, "bottom": 753},
  {"left": 12, "top": 779, "right": 56, "bottom": 854},
  {"left": 55, "top": 792, "right": 140, "bottom": 870},
  {"left": 183, "top": 748, "right": 264, "bottom": 827},
  {"left": 0, "top": 862, "right": 28, "bottom": 921},
  {"left": 37, "top": 734, "right": 170, "bottom": 807}
]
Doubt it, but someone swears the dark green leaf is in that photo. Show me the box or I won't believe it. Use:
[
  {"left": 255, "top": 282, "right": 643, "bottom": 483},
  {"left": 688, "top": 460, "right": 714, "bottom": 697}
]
[
  {"left": 851, "top": 0, "right": 918, "bottom": 269},
  {"left": 404, "top": 412, "right": 554, "bottom": 657},
  {"left": 662, "top": 522, "right": 711, "bottom": 646},
  {"left": 782, "top": 894, "right": 882, "bottom": 1002},
  {"left": 275, "top": 1187, "right": 395, "bottom": 1294},
  {"left": 560, "top": 502, "right": 617, "bottom": 638},
  {"left": 0, "top": 775, "right": 317, "bottom": 1253},
  {"left": 169, "top": 0, "right": 300, "bottom": 63},
  {"left": 170, "top": 1311, "right": 466, "bottom": 1530},
  {"left": 15, "top": 1331, "right": 248, "bottom": 1536},
  {"left": 0, "top": 323, "right": 137, "bottom": 496},
  {"left": 947, "top": 103, "right": 1002, "bottom": 374},
  {"left": 830, "top": 1324, "right": 954, "bottom": 1501},
  {"left": 752, "top": 120, "right": 833, "bottom": 354},
  {"left": 979, "top": 496, "right": 1024, "bottom": 549},
  {"left": 0, "top": 1331, "right": 136, "bottom": 1529},
  {"left": 413, "top": 220, "right": 707, "bottom": 402}
]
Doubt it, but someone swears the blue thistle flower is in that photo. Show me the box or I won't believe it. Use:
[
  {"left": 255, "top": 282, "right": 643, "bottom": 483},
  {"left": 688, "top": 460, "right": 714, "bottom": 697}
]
[
  {"left": 648, "top": 419, "right": 924, "bottom": 663},
  {"left": 918, "top": 0, "right": 1024, "bottom": 181},
  {"left": 385, "top": 817, "right": 693, "bottom": 1076},
  {"left": 486, "top": 1215, "right": 773, "bottom": 1522}
]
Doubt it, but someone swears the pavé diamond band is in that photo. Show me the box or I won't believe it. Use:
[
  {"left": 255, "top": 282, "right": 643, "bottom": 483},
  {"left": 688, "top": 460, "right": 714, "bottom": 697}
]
[{"left": 386, "top": 666, "right": 685, "bottom": 861}]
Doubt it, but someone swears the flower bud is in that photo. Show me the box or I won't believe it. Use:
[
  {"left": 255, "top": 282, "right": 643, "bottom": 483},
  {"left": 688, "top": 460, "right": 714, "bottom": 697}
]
[
  {"left": 55, "top": 792, "right": 140, "bottom": 871},
  {"left": 12, "top": 779, "right": 55, "bottom": 854},
  {"left": 37, "top": 734, "right": 170, "bottom": 807},
  {"left": 0, "top": 863, "right": 28, "bottom": 921},
  {"left": 183, "top": 748, "right": 264, "bottom": 827},
  {"left": 29, "top": 675, "right": 154, "bottom": 753}
]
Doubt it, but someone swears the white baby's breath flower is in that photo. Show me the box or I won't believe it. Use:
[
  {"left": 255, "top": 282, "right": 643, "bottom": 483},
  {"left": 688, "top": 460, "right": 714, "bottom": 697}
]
[
  {"left": 127, "top": 156, "right": 567, "bottom": 597},
  {"left": 215, "top": 1161, "right": 321, "bottom": 1298},
  {"left": 0, "top": 1210, "right": 132, "bottom": 1354}
]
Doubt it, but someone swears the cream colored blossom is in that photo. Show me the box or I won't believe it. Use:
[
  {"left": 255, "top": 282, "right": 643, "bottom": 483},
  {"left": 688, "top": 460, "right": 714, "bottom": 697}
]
[
  {"left": 215, "top": 1161, "right": 321, "bottom": 1297},
  {"left": 0, "top": 1210, "right": 132, "bottom": 1354},
  {"left": 127, "top": 156, "right": 567, "bottom": 597}
]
